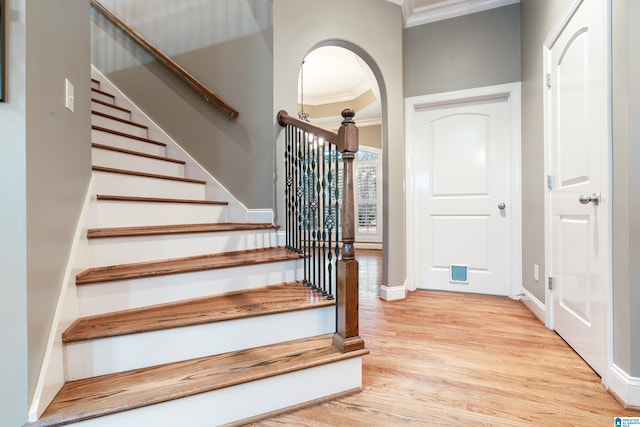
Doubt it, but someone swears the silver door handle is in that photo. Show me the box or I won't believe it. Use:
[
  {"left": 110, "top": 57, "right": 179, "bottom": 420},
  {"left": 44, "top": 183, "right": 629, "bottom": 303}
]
[
  {"left": 579, "top": 193, "right": 601, "bottom": 205},
  {"left": 498, "top": 203, "right": 506, "bottom": 210}
]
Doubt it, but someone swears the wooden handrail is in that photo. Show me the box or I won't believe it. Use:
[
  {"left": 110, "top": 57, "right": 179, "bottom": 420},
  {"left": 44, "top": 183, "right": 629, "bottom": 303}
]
[
  {"left": 91, "top": 0, "right": 239, "bottom": 119},
  {"left": 277, "top": 110, "right": 339, "bottom": 145}
]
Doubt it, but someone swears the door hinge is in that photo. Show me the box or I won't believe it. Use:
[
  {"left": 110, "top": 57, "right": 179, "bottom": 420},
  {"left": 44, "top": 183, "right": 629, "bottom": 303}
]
[
  {"left": 546, "top": 73, "right": 552, "bottom": 89},
  {"left": 547, "top": 175, "right": 554, "bottom": 190},
  {"left": 548, "top": 276, "right": 555, "bottom": 290}
]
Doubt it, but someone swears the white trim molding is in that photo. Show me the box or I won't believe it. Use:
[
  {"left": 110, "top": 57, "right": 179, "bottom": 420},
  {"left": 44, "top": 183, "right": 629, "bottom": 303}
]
[
  {"left": 404, "top": 82, "right": 522, "bottom": 299},
  {"left": 609, "top": 364, "right": 640, "bottom": 408},
  {"left": 401, "top": 0, "right": 520, "bottom": 28},
  {"left": 519, "top": 287, "right": 546, "bottom": 325},
  {"left": 379, "top": 285, "right": 407, "bottom": 301}
]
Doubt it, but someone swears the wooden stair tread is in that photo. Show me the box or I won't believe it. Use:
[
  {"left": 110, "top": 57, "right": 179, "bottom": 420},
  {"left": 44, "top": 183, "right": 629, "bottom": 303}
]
[
  {"left": 92, "top": 125, "right": 167, "bottom": 147},
  {"left": 92, "top": 143, "right": 186, "bottom": 164},
  {"left": 76, "top": 247, "right": 304, "bottom": 285},
  {"left": 63, "top": 282, "right": 333, "bottom": 343},
  {"left": 92, "top": 110, "right": 148, "bottom": 129},
  {"left": 33, "top": 335, "right": 367, "bottom": 427},
  {"left": 91, "top": 98, "right": 132, "bottom": 114},
  {"left": 91, "top": 87, "right": 115, "bottom": 99},
  {"left": 92, "top": 165, "right": 206, "bottom": 184},
  {"left": 87, "top": 222, "right": 278, "bottom": 239},
  {"left": 96, "top": 194, "right": 228, "bottom": 205}
]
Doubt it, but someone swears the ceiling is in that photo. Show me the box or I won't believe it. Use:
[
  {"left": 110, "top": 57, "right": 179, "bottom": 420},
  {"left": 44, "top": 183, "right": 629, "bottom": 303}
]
[{"left": 300, "top": 0, "right": 518, "bottom": 125}]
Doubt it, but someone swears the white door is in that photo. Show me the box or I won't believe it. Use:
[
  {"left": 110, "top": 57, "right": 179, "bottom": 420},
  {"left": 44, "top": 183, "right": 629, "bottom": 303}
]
[
  {"left": 546, "top": 0, "right": 608, "bottom": 377},
  {"left": 412, "top": 97, "right": 511, "bottom": 296}
]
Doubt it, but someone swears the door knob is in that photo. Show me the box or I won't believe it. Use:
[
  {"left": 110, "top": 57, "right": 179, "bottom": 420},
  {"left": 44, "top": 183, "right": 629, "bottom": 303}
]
[
  {"left": 498, "top": 203, "right": 506, "bottom": 210},
  {"left": 579, "top": 193, "right": 601, "bottom": 205}
]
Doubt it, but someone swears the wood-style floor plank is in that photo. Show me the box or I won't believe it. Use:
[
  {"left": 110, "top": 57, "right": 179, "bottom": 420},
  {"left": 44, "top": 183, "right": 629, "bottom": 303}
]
[
  {"left": 250, "top": 249, "right": 639, "bottom": 427},
  {"left": 87, "top": 222, "right": 278, "bottom": 239},
  {"left": 75, "top": 247, "right": 303, "bottom": 285},
  {"left": 63, "top": 282, "right": 334, "bottom": 343},
  {"left": 33, "top": 335, "right": 368, "bottom": 427}
]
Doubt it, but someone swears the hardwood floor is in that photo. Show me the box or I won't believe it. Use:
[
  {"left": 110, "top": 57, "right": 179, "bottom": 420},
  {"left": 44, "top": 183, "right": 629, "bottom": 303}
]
[{"left": 252, "top": 250, "right": 637, "bottom": 426}]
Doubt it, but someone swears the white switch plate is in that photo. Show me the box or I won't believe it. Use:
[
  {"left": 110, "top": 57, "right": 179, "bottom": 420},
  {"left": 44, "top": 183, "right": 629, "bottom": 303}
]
[
  {"left": 534, "top": 264, "right": 539, "bottom": 282},
  {"left": 65, "top": 78, "right": 74, "bottom": 113}
]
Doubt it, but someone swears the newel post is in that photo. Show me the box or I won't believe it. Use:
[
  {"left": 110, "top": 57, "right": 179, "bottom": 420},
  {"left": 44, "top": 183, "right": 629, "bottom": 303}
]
[{"left": 333, "top": 109, "right": 365, "bottom": 353}]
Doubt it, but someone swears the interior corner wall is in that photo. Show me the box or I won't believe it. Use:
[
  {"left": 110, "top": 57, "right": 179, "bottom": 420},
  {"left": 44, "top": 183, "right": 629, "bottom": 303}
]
[
  {"left": 404, "top": 3, "right": 521, "bottom": 97},
  {"left": 612, "top": 0, "right": 640, "bottom": 378},
  {"left": 25, "top": 0, "right": 92, "bottom": 403},
  {"left": 273, "top": 0, "right": 405, "bottom": 288},
  {"left": 519, "top": 0, "right": 571, "bottom": 304},
  {"left": 0, "top": 0, "right": 29, "bottom": 425}
]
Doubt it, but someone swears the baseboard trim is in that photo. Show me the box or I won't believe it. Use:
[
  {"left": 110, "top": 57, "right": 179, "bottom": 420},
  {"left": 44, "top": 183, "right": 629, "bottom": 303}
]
[
  {"left": 608, "top": 364, "right": 640, "bottom": 409},
  {"left": 379, "top": 285, "right": 406, "bottom": 301},
  {"left": 247, "top": 209, "right": 274, "bottom": 224},
  {"left": 519, "top": 287, "right": 546, "bottom": 325}
]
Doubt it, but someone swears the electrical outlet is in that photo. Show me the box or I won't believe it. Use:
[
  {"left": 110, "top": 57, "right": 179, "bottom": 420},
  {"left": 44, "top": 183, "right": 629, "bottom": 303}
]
[
  {"left": 534, "top": 264, "right": 539, "bottom": 282},
  {"left": 65, "top": 78, "right": 74, "bottom": 113}
]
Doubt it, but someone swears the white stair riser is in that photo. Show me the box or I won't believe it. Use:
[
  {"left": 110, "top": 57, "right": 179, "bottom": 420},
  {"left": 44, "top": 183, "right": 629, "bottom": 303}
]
[
  {"left": 65, "top": 306, "right": 334, "bottom": 380},
  {"left": 83, "top": 230, "right": 278, "bottom": 266},
  {"left": 94, "top": 200, "right": 226, "bottom": 228},
  {"left": 77, "top": 260, "right": 303, "bottom": 316},
  {"left": 91, "top": 101, "right": 131, "bottom": 121},
  {"left": 61, "top": 357, "right": 363, "bottom": 427},
  {"left": 92, "top": 147, "right": 185, "bottom": 178},
  {"left": 92, "top": 114, "right": 148, "bottom": 138},
  {"left": 92, "top": 129, "right": 166, "bottom": 157},
  {"left": 91, "top": 91, "right": 115, "bottom": 104},
  {"left": 94, "top": 171, "right": 205, "bottom": 200},
  {"left": 91, "top": 80, "right": 100, "bottom": 90}
]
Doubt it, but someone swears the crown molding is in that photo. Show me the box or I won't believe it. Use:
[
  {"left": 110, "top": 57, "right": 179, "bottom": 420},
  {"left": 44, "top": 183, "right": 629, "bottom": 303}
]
[{"left": 397, "top": 0, "right": 519, "bottom": 28}]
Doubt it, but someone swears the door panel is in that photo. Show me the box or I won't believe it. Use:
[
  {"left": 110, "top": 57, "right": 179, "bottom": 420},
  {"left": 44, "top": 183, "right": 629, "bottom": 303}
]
[
  {"left": 547, "top": 0, "right": 607, "bottom": 377},
  {"left": 413, "top": 98, "right": 509, "bottom": 296}
]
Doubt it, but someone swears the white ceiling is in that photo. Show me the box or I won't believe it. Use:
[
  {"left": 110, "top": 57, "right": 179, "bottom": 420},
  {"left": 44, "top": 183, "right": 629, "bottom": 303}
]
[{"left": 301, "top": 0, "right": 519, "bottom": 125}]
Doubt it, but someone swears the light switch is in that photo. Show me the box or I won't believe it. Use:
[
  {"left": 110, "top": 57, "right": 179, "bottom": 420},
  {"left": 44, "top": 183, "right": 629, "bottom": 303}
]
[
  {"left": 534, "top": 264, "right": 539, "bottom": 282},
  {"left": 65, "top": 78, "right": 74, "bottom": 113}
]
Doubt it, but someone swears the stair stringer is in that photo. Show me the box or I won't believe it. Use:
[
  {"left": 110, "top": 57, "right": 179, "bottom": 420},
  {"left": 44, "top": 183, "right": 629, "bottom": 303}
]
[{"left": 90, "top": 66, "right": 263, "bottom": 224}]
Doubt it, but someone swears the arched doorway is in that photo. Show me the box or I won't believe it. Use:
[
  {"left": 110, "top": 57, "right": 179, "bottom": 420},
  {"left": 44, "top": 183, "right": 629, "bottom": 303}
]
[{"left": 296, "top": 45, "right": 384, "bottom": 250}]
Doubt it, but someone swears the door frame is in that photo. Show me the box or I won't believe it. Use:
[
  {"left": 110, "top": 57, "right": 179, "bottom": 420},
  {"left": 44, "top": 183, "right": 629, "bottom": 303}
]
[
  {"left": 543, "top": 0, "right": 612, "bottom": 381},
  {"left": 405, "top": 82, "right": 522, "bottom": 298}
]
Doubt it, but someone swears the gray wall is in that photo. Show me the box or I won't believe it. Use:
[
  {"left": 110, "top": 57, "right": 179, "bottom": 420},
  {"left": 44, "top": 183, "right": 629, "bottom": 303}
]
[
  {"left": 0, "top": 1, "right": 29, "bottom": 424},
  {"left": 1, "top": 0, "right": 91, "bottom": 423},
  {"left": 612, "top": 0, "right": 640, "bottom": 378},
  {"left": 520, "top": 0, "right": 570, "bottom": 303},
  {"left": 25, "top": 0, "right": 92, "bottom": 403},
  {"left": 92, "top": 2, "right": 274, "bottom": 210},
  {"left": 273, "top": 0, "right": 406, "bottom": 288},
  {"left": 404, "top": 4, "right": 520, "bottom": 97}
]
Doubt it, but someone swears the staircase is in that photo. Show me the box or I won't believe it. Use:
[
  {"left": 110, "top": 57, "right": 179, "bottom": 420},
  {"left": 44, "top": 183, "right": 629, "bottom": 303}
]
[{"left": 29, "top": 74, "right": 367, "bottom": 427}]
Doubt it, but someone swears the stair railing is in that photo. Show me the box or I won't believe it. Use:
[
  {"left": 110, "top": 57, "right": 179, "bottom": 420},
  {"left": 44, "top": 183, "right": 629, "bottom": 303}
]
[
  {"left": 277, "top": 109, "right": 364, "bottom": 353},
  {"left": 91, "top": 0, "right": 239, "bottom": 119}
]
